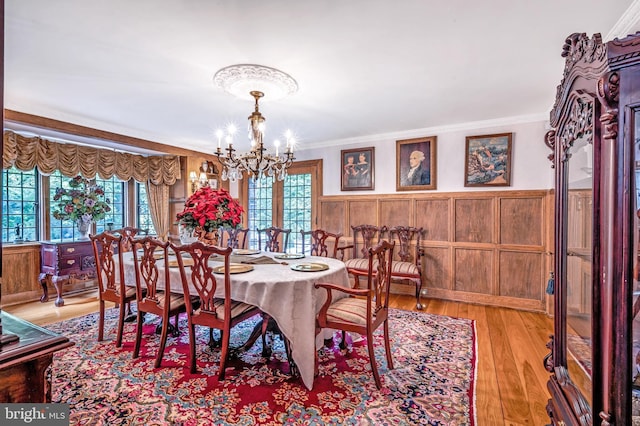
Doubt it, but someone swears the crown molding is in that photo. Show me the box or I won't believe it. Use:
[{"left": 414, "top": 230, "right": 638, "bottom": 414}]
[{"left": 606, "top": 0, "right": 640, "bottom": 41}]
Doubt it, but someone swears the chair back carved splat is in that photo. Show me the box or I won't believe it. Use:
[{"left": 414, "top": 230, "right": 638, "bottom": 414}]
[
  {"left": 257, "top": 226, "right": 291, "bottom": 253},
  {"left": 300, "top": 229, "right": 343, "bottom": 258}
]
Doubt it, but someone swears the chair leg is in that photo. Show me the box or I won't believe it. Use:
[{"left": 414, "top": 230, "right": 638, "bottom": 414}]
[
  {"left": 98, "top": 300, "right": 105, "bottom": 342},
  {"left": 383, "top": 319, "right": 394, "bottom": 370},
  {"left": 339, "top": 330, "right": 348, "bottom": 351},
  {"left": 366, "top": 329, "right": 382, "bottom": 389},
  {"left": 115, "top": 302, "right": 126, "bottom": 348},
  {"left": 218, "top": 328, "right": 230, "bottom": 381},
  {"left": 188, "top": 323, "right": 198, "bottom": 374},
  {"left": 133, "top": 310, "right": 144, "bottom": 359},
  {"left": 172, "top": 313, "right": 180, "bottom": 337},
  {"left": 155, "top": 313, "right": 170, "bottom": 369},
  {"left": 415, "top": 278, "right": 424, "bottom": 310}
]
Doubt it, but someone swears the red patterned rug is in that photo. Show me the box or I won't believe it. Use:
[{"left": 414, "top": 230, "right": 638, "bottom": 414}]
[{"left": 45, "top": 308, "right": 476, "bottom": 425}]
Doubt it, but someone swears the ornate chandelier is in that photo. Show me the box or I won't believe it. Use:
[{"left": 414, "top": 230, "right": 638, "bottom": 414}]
[{"left": 213, "top": 64, "right": 298, "bottom": 181}]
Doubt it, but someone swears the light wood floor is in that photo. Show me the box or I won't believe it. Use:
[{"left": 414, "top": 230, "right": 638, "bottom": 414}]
[{"left": 3, "top": 291, "right": 554, "bottom": 425}]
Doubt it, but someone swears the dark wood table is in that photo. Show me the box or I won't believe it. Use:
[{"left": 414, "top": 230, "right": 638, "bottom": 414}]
[{"left": 0, "top": 312, "right": 73, "bottom": 402}]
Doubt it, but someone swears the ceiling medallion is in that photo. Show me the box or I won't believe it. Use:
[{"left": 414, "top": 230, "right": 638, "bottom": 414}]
[{"left": 213, "top": 64, "right": 298, "bottom": 101}]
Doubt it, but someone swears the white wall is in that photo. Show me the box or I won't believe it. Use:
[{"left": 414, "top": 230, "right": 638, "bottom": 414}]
[{"left": 293, "top": 118, "right": 554, "bottom": 196}]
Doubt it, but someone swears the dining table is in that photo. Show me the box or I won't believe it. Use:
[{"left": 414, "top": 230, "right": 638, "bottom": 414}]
[{"left": 119, "top": 248, "right": 351, "bottom": 390}]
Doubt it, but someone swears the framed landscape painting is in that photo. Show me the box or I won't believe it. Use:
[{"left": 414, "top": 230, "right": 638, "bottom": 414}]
[
  {"left": 464, "top": 133, "right": 513, "bottom": 187},
  {"left": 341, "top": 147, "right": 374, "bottom": 191},
  {"left": 396, "top": 136, "right": 437, "bottom": 191}
]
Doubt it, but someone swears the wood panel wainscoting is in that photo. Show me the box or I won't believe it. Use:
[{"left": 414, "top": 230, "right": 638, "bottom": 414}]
[
  {"left": 318, "top": 190, "right": 554, "bottom": 312},
  {"left": 2, "top": 243, "right": 41, "bottom": 306}
]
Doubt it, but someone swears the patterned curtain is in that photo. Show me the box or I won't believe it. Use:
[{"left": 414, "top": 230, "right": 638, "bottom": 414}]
[
  {"left": 3, "top": 130, "right": 181, "bottom": 184},
  {"left": 145, "top": 181, "right": 171, "bottom": 241}
]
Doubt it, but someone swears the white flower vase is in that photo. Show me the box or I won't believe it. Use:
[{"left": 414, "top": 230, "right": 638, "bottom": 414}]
[
  {"left": 179, "top": 227, "right": 198, "bottom": 245},
  {"left": 76, "top": 218, "right": 93, "bottom": 240}
]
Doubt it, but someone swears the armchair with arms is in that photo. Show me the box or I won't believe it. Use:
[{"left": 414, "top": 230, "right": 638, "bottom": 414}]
[
  {"left": 300, "top": 229, "right": 344, "bottom": 258},
  {"left": 315, "top": 239, "right": 395, "bottom": 389}
]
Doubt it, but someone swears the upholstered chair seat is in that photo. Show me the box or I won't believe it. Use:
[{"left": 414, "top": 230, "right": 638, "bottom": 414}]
[{"left": 390, "top": 260, "right": 420, "bottom": 277}]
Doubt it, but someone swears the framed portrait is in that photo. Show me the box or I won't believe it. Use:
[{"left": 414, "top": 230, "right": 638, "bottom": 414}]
[
  {"left": 341, "top": 147, "right": 375, "bottom": 191},
  {"left": 464, "top": 133, "right": 513, "bottom": 187},
  {"left": 396, "top": 136, "right": 437, "bottom": 191}
]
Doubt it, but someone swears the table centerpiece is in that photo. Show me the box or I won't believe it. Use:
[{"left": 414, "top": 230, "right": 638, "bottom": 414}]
[{"left": 176, "top": 186, "right": 244, "bottom": 245}]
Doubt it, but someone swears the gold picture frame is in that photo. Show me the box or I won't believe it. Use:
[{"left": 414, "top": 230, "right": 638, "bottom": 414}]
[
  {"left": 464, "top": 133, "right": 512, "bottom": 187},
  {"left": 396, "top": 136, "right": 437, "bottom": 191}
]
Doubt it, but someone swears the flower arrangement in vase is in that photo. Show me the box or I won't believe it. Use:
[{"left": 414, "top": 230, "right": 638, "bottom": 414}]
[
  {"left": 176, "top": 186, "right": 244, "bottom": 245},
  {"left": 52, "top": 176, "right": 112, "bottom": 239}
]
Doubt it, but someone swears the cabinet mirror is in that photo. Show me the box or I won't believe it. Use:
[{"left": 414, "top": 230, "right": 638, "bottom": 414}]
[{"left": 566, "top": 134, "right": 593, "bottom": 405}]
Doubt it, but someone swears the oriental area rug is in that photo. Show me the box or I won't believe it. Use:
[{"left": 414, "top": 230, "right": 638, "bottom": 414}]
[{"left": 45, "top": 308, "right": 477, "bottom": 425}]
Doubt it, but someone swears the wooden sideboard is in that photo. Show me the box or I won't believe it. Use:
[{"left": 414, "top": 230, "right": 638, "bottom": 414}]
[
  {"left": 39, "top": 240, "right": 96, "bottom": 307},
  {"left": 0, "top": 312, "right": 73, "bottom": 402}
]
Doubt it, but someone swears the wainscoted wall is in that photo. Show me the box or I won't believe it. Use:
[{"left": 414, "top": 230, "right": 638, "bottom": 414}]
[
  {"left": 319, "top": 189, "right": 553, "bottom": 312},
  {"left": 2, "top": 243, "right": 41, "bottom": 305}
]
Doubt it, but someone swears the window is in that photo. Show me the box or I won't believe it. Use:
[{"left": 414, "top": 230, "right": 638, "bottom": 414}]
[
  {"left": 94, "top": 176, "right": 125, "bottom": 233},
  {"left": 247, "top": 177, "right": 274, "bottom": 249},
  {"left": 2, "top": 167, "right": 38, "bottom": 242},
  {"left": 49, "top": 171, "right": 76, "bottom": 240},
  {"left": 136, "top": 183, "right": 156, "bottom": 235},
  {"left": 283, "top": 173, "right": 312, "bottom": 253},
  {"left": 243, "top": 160, "right": 321, "bottom": 253},
  {"left": 49, "top": 171, "right": 125, "bottom": 239}
]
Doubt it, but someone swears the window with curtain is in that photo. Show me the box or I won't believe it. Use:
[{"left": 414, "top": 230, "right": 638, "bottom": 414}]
[
  {"left": 2, "top": 166, "right": 39, "bottom": 243},
  {"left": 136, "top": 183, "right": 156, "bottom": 235}
]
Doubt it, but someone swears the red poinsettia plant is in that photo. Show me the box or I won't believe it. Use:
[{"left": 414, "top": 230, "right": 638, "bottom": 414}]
[{"left": 176, "top": 186, "right": 244, "bottom": 232}]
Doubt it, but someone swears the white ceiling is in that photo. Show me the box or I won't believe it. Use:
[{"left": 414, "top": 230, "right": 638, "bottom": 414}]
[{"left": 5, "top": 0, "right": 640, "bottom": 155}]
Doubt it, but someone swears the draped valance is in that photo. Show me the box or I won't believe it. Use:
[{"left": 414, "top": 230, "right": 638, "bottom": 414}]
[{"left": 3, "top": 130, "right": 181, "bottom": 185}]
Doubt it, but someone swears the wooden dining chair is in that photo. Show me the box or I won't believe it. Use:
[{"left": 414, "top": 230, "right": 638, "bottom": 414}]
[
  {"left": 113, "top": 227, "right": 141, "bottom": 317},
  {"left": 300, "top": 229, "right": 344, "bottom": 258},
  {"left": 220, "top": 226, "right": 249, "bottom": 249},
  {"left": 256, "top": 226, "right": 291, "bottom": 253},
  {"left": 90, "top": 231, "right": 140, "bottom": 347},
  {"left": 315, "top": 239, "right": 395, "bottom": 389},
  {"left": 131, "top": 236, "right": 188, "bottom": 368},
  {"left": 343, "top": 224, "right": 387, "bottom": 289},
  {"left": 171, "top": 241, "right": 261, "bottom": 378},
  {"left": 387, "top": 226, "right": 425, "bottom": 310}
]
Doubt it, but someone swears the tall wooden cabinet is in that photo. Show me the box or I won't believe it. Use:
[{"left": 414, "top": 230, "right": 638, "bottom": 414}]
[{"left": 545, "top": 32, "right": 640, "bottom": 425}]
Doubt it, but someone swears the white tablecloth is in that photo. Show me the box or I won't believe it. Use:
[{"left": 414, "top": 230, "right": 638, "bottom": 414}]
[{"left": 119, "top": 250, "right": 350, "bottom": 390}]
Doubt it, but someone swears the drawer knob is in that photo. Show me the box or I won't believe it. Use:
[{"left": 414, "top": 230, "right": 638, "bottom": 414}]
[
  {"left": 66, "top": 259, "right": 75, "bottom": 265},
  {"left": 66, "top": 247, "right": 75, "bottom": 253}
]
